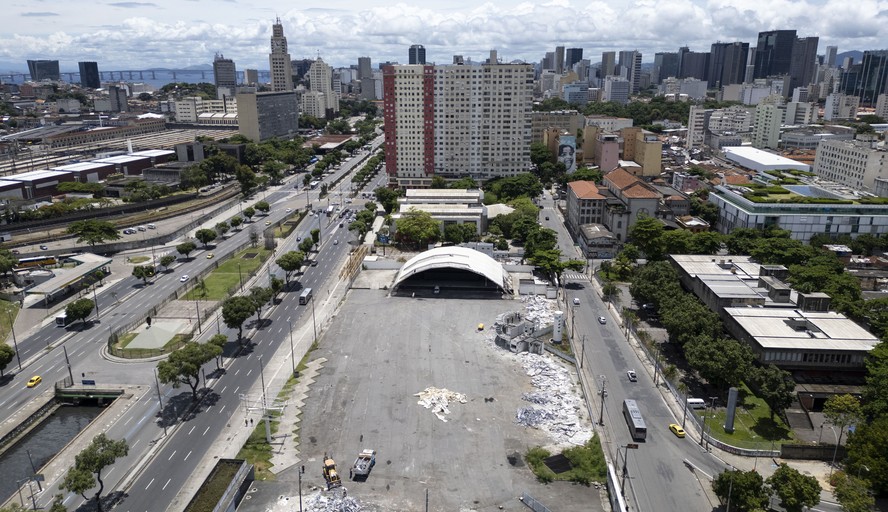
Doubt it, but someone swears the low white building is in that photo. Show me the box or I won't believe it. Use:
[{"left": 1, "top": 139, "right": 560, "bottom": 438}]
[
  {"left": 813, "top": 138, "right": 888, "bottom": 191},
  {"left": 722, "top": 146, "right": 811, "bottom": 173},
  {"left": 392, "top": 189, "right": 487, "bottom": 235}
]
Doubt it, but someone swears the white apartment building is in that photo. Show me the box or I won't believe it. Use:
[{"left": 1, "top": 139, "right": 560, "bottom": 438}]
[
  {"left": 382, "top": 52, "right": 533, "bottom": 188},
  {"left": 813, "top": 139, "right": 888, "bottom": 191},
  {"left": 585, "top": 116, "right": 633, "bottom": 132},
  {"left": 707, "top": 105, "right": 754, "bottom": 133},
  {"left": 784, "top": 101, "right": 818, "bottom": 125},
  {"left": 603, "top": 76, "right": 630, "bottom": 104},
  {"left": 751, "top": 103, "right": 783, "bottom": 149},
  {"left": 306, "top": 57, "right": 339, "bottom": 115},
  {"left": 875, "top": 93, "right": 888, "bottom": 121},
  {"left": 657, "top": 77, "right": 707, "bottom": 100},
  {"left": 687, "top": 105, "right": 712, "bottom": 150},
  {"left": 824, "top": 93, "right": 859, "bottom": 121},
  {"left": 174, "top": 96, "right": 237, "bottom": 123}
]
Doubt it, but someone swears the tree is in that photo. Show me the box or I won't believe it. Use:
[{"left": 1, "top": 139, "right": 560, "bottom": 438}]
[
  {"left": 276, "top": 251, "right": 305, "bottom": 283},
  {"left": 60, "top": 434, "right": 128, "bottom": 512},
  {"left": 0, "top": 344, "right": 15, "bottom": 377},
  {"left": 395, "top": 209, "right": 441, "bottom": 249},
  {"left": 176, "top": 241, "right": 197, "bottom": 259},
  {"left": 250, "top": 286, "right": 274, "bottom": 320},
  {"left": 766, "top": 463, "right": 821, "bottom": 512},
  {"left": 132, "top": 265, "right": 154, "bottom": 285},
  {"left": 270, "top": 276, "right": 284, "bottom": 297},
  {"left": 254, "top": 200, "right": 270, "bottom": 214},
  {"left": 243, "top": 206, "right": 256, "bottom": 221},
  {"left": 207, "top": 334, "right": 227, "bottom": 369},
  {"left": 159, "top": 254, "right": 176, "bottom": 271},
  {"left": 845, "top": 415, "right": 888, "bottom": 494},
  {"left": 430, "top": 176, "right": 447, "bottom": 188},
  {"left": 863, "top": 341, "right": 888, "bottom": 418},
  {"left": 215, "top": 221, "right": 230, "bottom": 237},
  {"left": 627, "top": 214, "right": 665, "bottom": 260},
  {"left": 299, "top": 238, "right": 315, "bottom": 253},
  {"left": 48, "top": 494, "right": 67, "bottom": 512},
  {"left": 712, "top": 469, "right": 769, "bottom": 512},
  {"left": 822, "top": 394, "right": 862, "bottom": 447},
  {"left": 752, "top": 364, "right": 795, "bottom": 421},
  {"left": 230, "top": 216, "right": 243, "bottom": 230},
  {"left": 66, "top": 298, "right": 95, "bottom": 328},
  {"left": 157, "top": 342, "right": 215, "bottom": 400},
  {"left": 222, "top": 296, "right": 255, "bottom": 343},
  {"left": 374, "top": 186, "right": 400, "bottom": 214},
  {"left": 0, "top": 248, "right": 18, "bottom": 276},
  {"left": 236, "top": 164, "right": 257, "bottom": 196},
  {"left": 195, "top": 228, "right": 217, "bottom": 247},
  {"left": 684, "top": 336, "right": 754, "bottom": 391},
  {"left": 443, "top": 223, "right": 479, "bottom": 244},
  {"left": 180, "top": 165, "right": 209, "bottom": 191},
  {"left": 832, "top": 472, "right": 875, "bottom": 512},
  {"left": 67, "top": 220, "right": 121, "bottom": 247}
]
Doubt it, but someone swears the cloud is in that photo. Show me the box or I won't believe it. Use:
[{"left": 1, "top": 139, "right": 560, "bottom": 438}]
[
  {"left": 108, "top": 2, "right": 158, "bottom": 7},
  {"left": 21, "top": 12, "right": 60, "bottom": 17}
]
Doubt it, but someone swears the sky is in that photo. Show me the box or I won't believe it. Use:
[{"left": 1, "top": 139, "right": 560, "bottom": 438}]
[{"left": 1, "top": 0, "right": 887, "bottom": 72}]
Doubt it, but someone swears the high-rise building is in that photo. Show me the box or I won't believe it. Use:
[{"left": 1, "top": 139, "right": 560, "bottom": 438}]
[
  {"left": 600, "top": 52, "right": 616, "bottom": 77},
  {"left": 358, "top": 57, "right": 372, "bottom": 80},
  {"left": 554, "top": 46, "right": 565, "bottom": 74},
  {"left": 653, "top": 52, "right": 680, "bottom": 84},
  {"left": 78, "top": 61, "right": 100, "bottom": 89},
  {"left": 824, "top": 93, "right": 860, "bottom": 120},
  {"left": 825, "top": 46, "right": 838, "bottom": 68},
  {"left": 245, "top": 69, "right": 258, "bottom": 86},
  {"left": 686, "top": 105, "right": 713, "bottom": 150},
  {"left": 814, "top": 139, "right": 888, "bottom": 191},
  {"left": 382, "top": 51, "right": 533, "bottom": 188},
  {"left": 841, "top": 50, "right": 888, "bottom": 106},
  {"left": 753, "top": 30, "right": 797, "bottom": 79},
  {"left": 709, "top": 42, "right": 748, "bottom": 88},
  {"left": 603, "top": 76, "right": 630, "bottom": 104},
  {"left": 237, "top": 90, "right": 299, "bottom": 141},
  {"left": 618, "top": 50, "right": 642, "bottom": 93},
  {"left": 26, "top": 59, "right": 60, "bottom": 81},
  {"left": 565, "top": 48, "right": 583, "bottom": 71},
  {"left": 213, "top": 53, "right": 237, "bottom": 96},
  {"left": 303, "top": 57, "right": 339, "bottom": 117},
  {"left": 677, "top": 47, "right": 709, "bottom": 81},
  {"left": 876, "top": 93, "right": 888, "bottom": 120},
  {"left": 107, "top": 85, "right": 128, "bottom": 113},
  {"left": 409, "top": 44, "right": 426, "bottom": 65},
  {"left": 789, "top": 36, "right": 819, "bottom": 92},
  {"left": 268, "top": 17, "right": 294, "bottom": 91},
  {"left": 751, "top": 102, "right": 784, "bottom": 149}
]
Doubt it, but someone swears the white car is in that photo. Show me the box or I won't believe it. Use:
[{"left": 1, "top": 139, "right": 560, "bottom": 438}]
[
  {"left": 627, "top": 370, "right": 638, "bottom": 382},
  {"left": 598, "top": 316, "right": 607, "bottom": 324},
  {"left": 573, "top": 297, "right": 580, "bottom": 305},
  {"left": 286, "top": 208, "right": 292, "bottom": 213},
  {"left": 179, "top": 275, "right": 189, "bottom": 283}
]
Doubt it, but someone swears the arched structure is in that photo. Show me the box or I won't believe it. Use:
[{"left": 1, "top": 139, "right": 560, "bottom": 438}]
[{"left": 392, "top": 247, "right": 512, "bottom": 295}]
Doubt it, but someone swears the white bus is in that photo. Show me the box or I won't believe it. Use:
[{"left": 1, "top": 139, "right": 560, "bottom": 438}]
[
  {"left": 622, "top": 399, "right": 647, "bottom": 440},
  {"left": 299, "top": 288, "right": 313, "bottom": 305}
]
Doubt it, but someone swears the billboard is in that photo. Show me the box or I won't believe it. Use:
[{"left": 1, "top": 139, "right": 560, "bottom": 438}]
[{"left": 558, "top": 136, "right": 577, "bottom": 173}]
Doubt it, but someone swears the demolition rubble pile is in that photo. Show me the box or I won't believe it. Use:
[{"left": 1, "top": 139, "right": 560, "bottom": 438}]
[
  {"left": 521, "top": 295, "right": 557, "bottom": 326},
  {"left": 515, "top": 354, "right": 593, "bottom": 446},
  {"left": 302, "top": 491, "right": 371, "bottom": 512},
  {"left": 415, "top": 387, "right": 468, "bottom": 422}
]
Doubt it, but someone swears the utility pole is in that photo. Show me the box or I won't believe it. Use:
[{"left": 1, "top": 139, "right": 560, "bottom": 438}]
[
  {"left": 580, "top": 334, "right": 586, "bottom": 369},
  {"left": 311, "top": 296, "right": 318, "bottom": 341},
  {"left": 7, "top": 310, "right": 21, "bottom": 370},
  {"left": 62, "top": 346, "right": 74, "bottom": 384},
  {"left": 92, "top": 285, "right": 100, "bottom": 321},
  {"left": 288, "top": 320, "right": 296, "bottom": 376},
  {"left": 154, "top": 368, "right": 167, "bottom": 436},
  {"left": 598, "top": 375, "right": 607, "bottom": 426},
  {"left": 621, "top": 443, "right": 638, "bottom": 496},
  {"left": 259, "top": 356, "right": 272, "bottom": 443}
]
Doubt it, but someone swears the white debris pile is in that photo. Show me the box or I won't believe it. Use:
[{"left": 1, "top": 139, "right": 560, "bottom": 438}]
[
  {"left": 522, "top": 295, "right": 557, "bottom": 326},
  {"left": 415, "top": 387, "right": 467, "bottom": 422},
  {"left": 515, "top": 354, "right": 594, "bottom": 446},
  {"left": 302, "top": 490, "right": 368, "bottom": 512}
]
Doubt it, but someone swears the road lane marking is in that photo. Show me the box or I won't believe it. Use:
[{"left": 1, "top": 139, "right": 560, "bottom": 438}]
[
  {"left": 168, "top": 450, "right": 176, "bottom": 460},
  {"left": 221, "top": 386, "right": 227, "bottom": 394},
  {"left": 124, "top": 416, "right": 133, "bottom": 426},
  {"left": 132, "top": 439, "right": 140, "bottom": 449},
  {"left": 235, "top": 369, "right": 240, "bottom": 375},
  {"left": 145, "top": 478, "right": 154, "bottom": 490},
  {"left": 184, "top": 450, "right": 192, "bottom": 461},
  {"left": 203, "top": 426, "right": 210, "bottom": 436},
  {"left": 162, "top": 478, "right": 171, "bottom": 490},
  {"left": 219, "top": 405, "right": 226, "bottom": 414},
  {"left": 246, "top": 369, "right": 252, "bottom": 376},
  {"left": 233, "top": 386, "right": 239, "bottom": 394}
]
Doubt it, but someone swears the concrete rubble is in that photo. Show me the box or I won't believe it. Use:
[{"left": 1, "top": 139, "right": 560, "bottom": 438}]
[
  {"left": 521, "top": 294, "right": 557, "bottom": 326},
  {"left": 515, "top": 354, "right": 593, "bottom": 446},
  {"left": 301, "top": 490, "right": 369, "bottom": 511},
  {"left": 414, "top": 386, "right": 468, "bottom": 422}
]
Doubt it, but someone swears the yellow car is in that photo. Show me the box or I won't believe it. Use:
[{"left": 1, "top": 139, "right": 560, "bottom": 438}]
[
  {"left": 668, "top": 423, "right": 686, "bottom": 438},
  {"left": 26, "top": 375, "right": 42, "bottom": 388},
  {"left": 206, "top": 253, "right": 214, "bottom": 259},
  {"left": 265, "top": 221, "right": 271, "bottom": 226}
]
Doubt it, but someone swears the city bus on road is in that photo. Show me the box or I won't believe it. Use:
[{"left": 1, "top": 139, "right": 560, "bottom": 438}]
[
  {"left": 622, "top": 399, "right": 647, "bottom": 440},
  {"left": 299, "top": 288, "right": 313, "bottom": 305}
]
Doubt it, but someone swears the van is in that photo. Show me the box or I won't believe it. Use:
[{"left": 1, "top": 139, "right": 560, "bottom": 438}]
[
  {"left": 687, "top": 398, "right": 706, "bottom": 410},
  {"left": 147, "top": 223, "right": 156, "bottom": 229}
]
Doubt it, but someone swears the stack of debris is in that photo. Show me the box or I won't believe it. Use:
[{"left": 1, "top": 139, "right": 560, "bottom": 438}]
[
  {"left": 415, "top": 387, "right": 468, "bottom": 422},
  {"left": 303, "top": 491, "right": 367, "bottom": 511},
  {"left": 515, "top": 354, "right": 593, "bottom": 445},
  {"left": 522, "top": 295, "right": 556, "bottom": 326}
]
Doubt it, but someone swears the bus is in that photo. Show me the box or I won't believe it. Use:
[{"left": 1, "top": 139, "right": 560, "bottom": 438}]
[
  {"left": 326, "top": 205, "right": 335, "bottom": 216},
  {"left": 16, "top": 255, "right": 58, "bottom": 268},
  {"left": 622, "top": 399, "right": 647, "bottom": 440},
  {"left": 299, "top": 288, "right": 313, "bottom": 305},
  {"left": 309, "top": 180, "right": 320, "bottom": 190}
]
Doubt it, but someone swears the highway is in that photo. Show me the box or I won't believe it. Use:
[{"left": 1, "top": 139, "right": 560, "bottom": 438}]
[{"left": 0, "top": 135, "right": 385, "bottom": 509}]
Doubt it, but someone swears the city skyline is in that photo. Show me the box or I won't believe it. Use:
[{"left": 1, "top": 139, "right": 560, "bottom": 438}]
[{"left": 1, "top": 0, "right": 886, "bottom": 72}]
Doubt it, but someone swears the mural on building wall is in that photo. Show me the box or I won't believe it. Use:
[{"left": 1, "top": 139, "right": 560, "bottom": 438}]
[{"left": 558, "top": 135, "right": 577, "bottom": 173}]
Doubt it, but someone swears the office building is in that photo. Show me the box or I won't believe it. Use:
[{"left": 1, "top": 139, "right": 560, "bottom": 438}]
[
  {"left": 653, "top": 52, "right": 680, "bottom": 84},
  {"left": 26, "top": 59, "right": 60, "bottom": 81},
  {"left": 554, "top": 46, "right": 565, "bottom": 74},
  {"left": 244, "top": 69, "right": 258, "bottom": 86},
  {"left": 876, "top": 93, "right": 888, "bottom": 120},
  {"left": 618, "top": 50, "right": 642, "bottom": 93},
  {"left": 677, "top": 47, "right": 709, "bottom": 81},
  {"left": 531, "top": 110, "right": 585, "bottom": 142},
  {"left": 824, "top": 93, "right": 859, "bottom": 120},
  {"left": 657, "top": 77, "right": 707, "bottom": 100},
  {"left": 603, "top": 76, "right": 630, "bottom": 104},
  {"left": 268, "top": 17, "right": 294, "bottom": 91},
  {"left": 813, "top": 139, "right": 888, "bottom": 191},
  {"left": 236, "top": 90, "right": 299, "bottom": 142},
  {"left": 409, "top": 44, "right": 426, "bottom": 65},
  {"left": 213, "top": 53, "right": 237, "bottom": 96},
  {"left": 382, "top": 51, "right": 533, "bottom": 188},
  {"left": 565, "top": 48, "right": 583, "bottom": 71},
  {"left": 78, "top": 61, "right": 100, "bottom": 89},
  {"left": 358, "top": 57, "right": 372, "bottom": 79},
  {"left": 709, "top": 42, "right": 748, "bottom": 88},
  {"left": 825, "top": 45, "right": 838, "bottom": 68},
  {"left": 784, "top": 101, "right": 818, "bottom": 125},
  {"left": 841, "top": 50, "right": 888, "bottom": 106},
  {"left": 107, "top": 85, "right": 128, "bottom": 113},
  {"left": 686, "top": 105, "right": 713, "bottom": 150},
  {"left": 753, "top": 30, "right": 797, "bottom": 79},
  {"left": 303, "top": 57, "right": 339, "bottom": 117},
  {"left": 789, "top": 36, "right": 819, "bottom": 93},
  {"left": 600, "top": 51, "right": 616, "bottom": 77}
]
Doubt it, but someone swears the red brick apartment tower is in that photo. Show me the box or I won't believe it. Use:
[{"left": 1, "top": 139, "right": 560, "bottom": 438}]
[{"left": 382, "top": 64, "right": 435, "bottom": 188}]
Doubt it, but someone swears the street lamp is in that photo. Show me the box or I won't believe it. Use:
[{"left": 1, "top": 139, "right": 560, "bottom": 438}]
[
  {"left": 311, "top": 295, "right": 318, "bottom": 342},
  {"left": 288, "top": 320, "right": 296, "bottom": 376},
  {"left": 828, "top": 425, "right": 842, "bottom": 478},
  {"left": 6, "top": 310, "right": 22, "bottom": 371},
  {"left": 700, "top": 396, "right": 718, "bottom": 450},
  {"left": 598, "top": 375, "right": 607, "bottom": 426}
]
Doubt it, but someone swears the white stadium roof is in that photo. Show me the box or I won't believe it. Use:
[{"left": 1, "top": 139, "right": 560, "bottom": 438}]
[{"left": 393, "top": 246, "right": 510, "bottom": 293}]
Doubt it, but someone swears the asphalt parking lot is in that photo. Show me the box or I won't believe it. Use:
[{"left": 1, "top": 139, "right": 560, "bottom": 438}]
[{"left": 288, "top": 289, "right": 604, "bottom": 511}]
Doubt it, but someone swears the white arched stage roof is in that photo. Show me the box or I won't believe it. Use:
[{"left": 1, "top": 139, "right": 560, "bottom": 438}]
[{"left": 392, "top": 246, "right": 511, "bottom": 293}]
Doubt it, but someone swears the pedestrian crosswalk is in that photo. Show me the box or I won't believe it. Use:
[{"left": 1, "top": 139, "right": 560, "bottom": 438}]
[{"left": 563, "top": 271, "right": 588, "bottom": 281}]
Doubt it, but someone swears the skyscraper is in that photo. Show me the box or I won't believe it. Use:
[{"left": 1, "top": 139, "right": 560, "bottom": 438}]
[
  {"left": 554, "top": 46, "right": 565, "bottom": 74},
  {"left": 600, "top": 52, "right": 616, "bottom": 77},
  {"left": 358, "top": 57, "right": 372, "bottom": 80},
  {"left": 305, "top": 57, "right": 339, "bottom": 117},
  {"left": 268, "top": 18, "right": 294, "bottom": 91},
  {"left": 565, "top": 48, "right": 583, "bottom": 71},
  {"left": 618, "top": 50, "right": 642, "bottom": 93},
  {"left": 842, "top": 50, "right": 888, "bottom": 106},
  {"left": 825, "top": 46, "right": 838, "bottom": 68},
  {"left": 26, "top": 59, "right": 60, "bottom": 81},
  {"left": 213, "top": 53, "right": 237, "bottom": 95},
  {"left": 753, "top": 30, "right": 796, "bottom": 79},
  {"left": 789, "top": 37, "right": 819, "bottom": 92},
  {"left": 653, "top": 52, "right": 679, "bottom": 84},
  {"left": 409, "top": 44, "right": 426, "bottom": 65},
  {"left": 78, "top": 61, "right": 100, "bottom": 89},
  {"left": 709, "top": 42, "right": 749, "bottom": 88},
  {"left": 382, "top": 51, "right": 533, "bottom": 188},
  {"left": 677, "top": 47, "right": 709, "bottom": 81}
]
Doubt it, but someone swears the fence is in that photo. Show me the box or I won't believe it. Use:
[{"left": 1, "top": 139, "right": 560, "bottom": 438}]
[{"left": 520, "top": 491, "right": 552, "bottom": 512}]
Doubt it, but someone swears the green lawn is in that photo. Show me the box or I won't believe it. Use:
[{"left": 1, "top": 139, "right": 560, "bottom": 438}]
[
  {"left": 128, "top": 256, "right": 150, "bottom": 264},
  {"left": 702, "top": 383, "right": 794, "bottom": 449},
  {"left": 0, "top": 300, "right": 19, "bottom": 345},
  {"left": 183, "top": 247, "right": 271, "bottom": 301}
]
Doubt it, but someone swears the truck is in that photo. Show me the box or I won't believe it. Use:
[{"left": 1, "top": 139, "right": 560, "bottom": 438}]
[
  {"left": 351, "top": 449, "right": 376, "bottom": 479},
  {"left": 322, "top": 455, "right": 342, "bottom": 490}
]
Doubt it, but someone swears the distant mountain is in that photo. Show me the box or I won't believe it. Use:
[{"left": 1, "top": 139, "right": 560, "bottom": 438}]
[{"left": 834, "top": 50, "right": 863, "bottom": 67}]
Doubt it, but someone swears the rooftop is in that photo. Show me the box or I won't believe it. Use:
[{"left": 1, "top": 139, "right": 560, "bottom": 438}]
[
  {"left": 723, "top": 307, "right": 879, "bottom": 351},
  {"left": 568, "top": 180, "right": 605, "bottom": 200},
  {"left": 6, "top": 169, "right": 71, "bottom": 182},
  {"left": 723, "top": 146, "right": 812, "bottom": 172}
]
